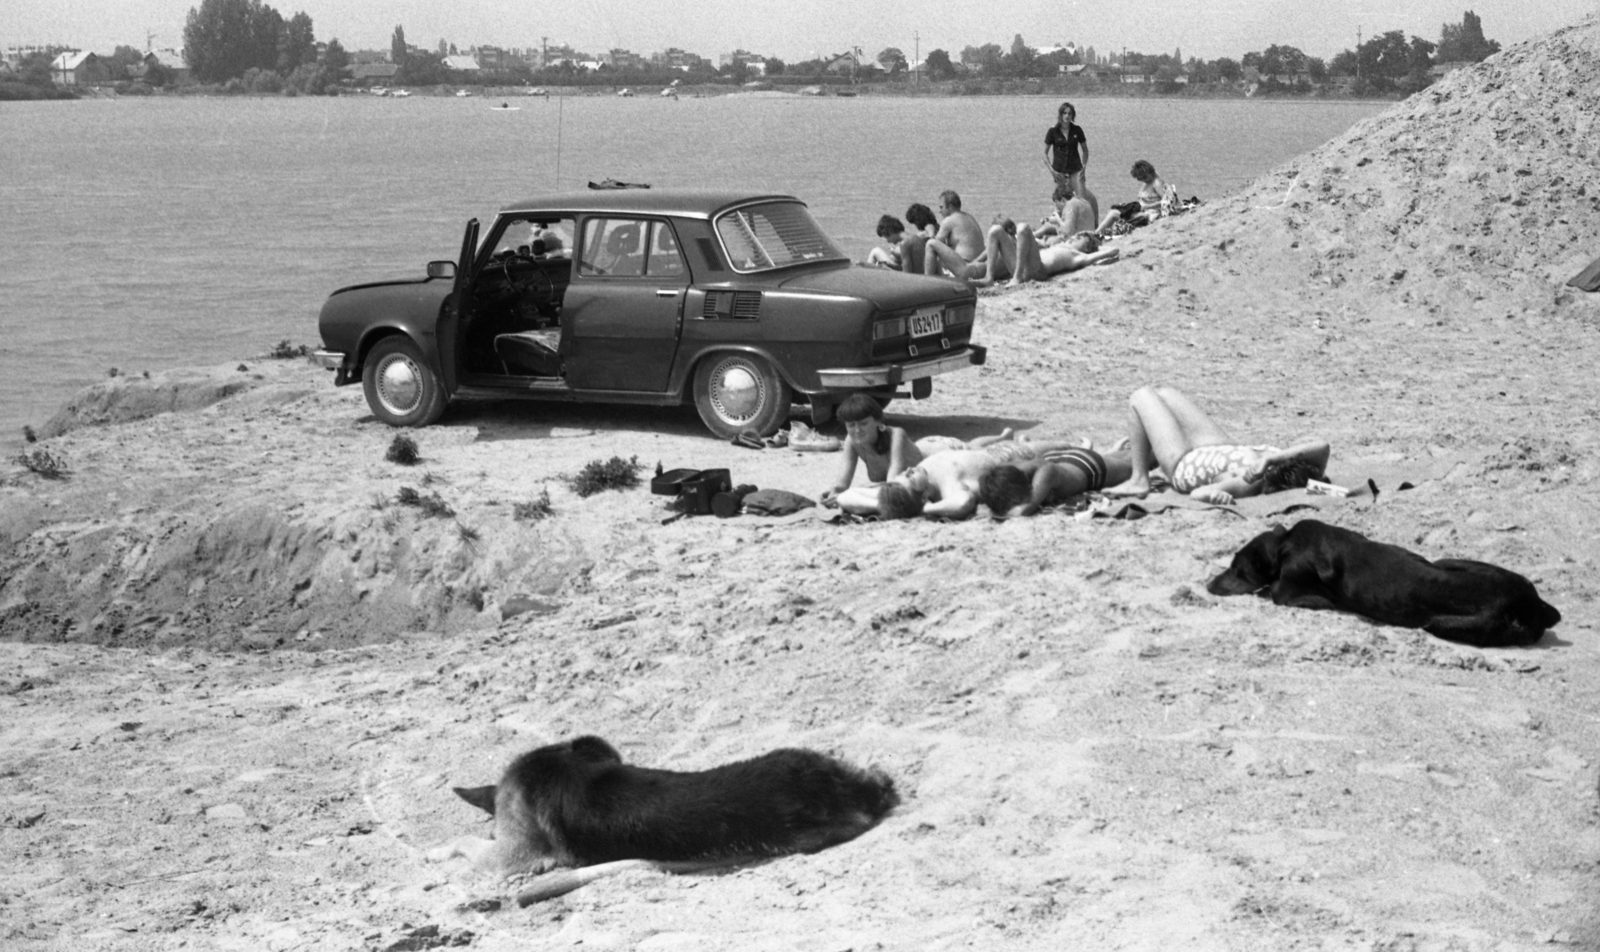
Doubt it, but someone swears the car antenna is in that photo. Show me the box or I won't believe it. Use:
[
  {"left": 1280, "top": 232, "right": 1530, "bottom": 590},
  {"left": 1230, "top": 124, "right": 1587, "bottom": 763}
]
[{"left": 554, "top": 86, "right": 564, "bottom": 189}]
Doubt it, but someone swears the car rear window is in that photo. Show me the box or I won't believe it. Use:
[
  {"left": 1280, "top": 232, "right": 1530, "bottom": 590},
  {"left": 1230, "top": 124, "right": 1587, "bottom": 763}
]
[{"left": 713, "top": 201, "right": 846, "bottom": 273}]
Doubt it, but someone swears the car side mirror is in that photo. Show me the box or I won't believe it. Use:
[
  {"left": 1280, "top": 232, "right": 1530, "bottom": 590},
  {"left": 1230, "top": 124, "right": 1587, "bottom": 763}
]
[{"left": 426, "top": 260, "right": 457, "bottom": 280}]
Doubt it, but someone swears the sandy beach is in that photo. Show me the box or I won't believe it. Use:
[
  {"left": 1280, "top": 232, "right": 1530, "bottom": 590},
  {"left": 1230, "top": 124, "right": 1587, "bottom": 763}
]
[{"left": 3, "top": 18, "right": 1599, "bottom": 951}]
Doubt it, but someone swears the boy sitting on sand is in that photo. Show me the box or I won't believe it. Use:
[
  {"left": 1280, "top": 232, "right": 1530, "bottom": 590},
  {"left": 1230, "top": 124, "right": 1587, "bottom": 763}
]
[
  {"left": 819, "top": 394, "right": 1012, "bottom": 507},
  {"left": 865, "top": 215, "right": 929, "bottom": 274}
]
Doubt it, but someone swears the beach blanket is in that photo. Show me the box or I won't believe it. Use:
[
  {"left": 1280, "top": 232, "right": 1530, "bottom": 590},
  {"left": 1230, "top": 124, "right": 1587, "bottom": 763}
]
[{"left": 1087, "top": 451, "right": 1472, "bottom": 521}]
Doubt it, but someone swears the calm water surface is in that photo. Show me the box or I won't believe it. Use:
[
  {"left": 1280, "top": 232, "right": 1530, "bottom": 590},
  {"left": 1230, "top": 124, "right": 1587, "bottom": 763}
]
[{"left": 0, "top": 95, "right": 1384, "bottom": 449}]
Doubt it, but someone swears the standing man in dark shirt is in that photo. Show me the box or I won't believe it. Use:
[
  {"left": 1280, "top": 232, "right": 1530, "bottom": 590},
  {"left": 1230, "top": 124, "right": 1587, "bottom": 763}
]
[{"left": 1044, "top": 101, "right": 1098, "bottom": 220}]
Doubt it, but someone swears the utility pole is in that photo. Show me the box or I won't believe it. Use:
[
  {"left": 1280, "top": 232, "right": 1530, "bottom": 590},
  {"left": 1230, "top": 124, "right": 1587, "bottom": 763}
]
[
  {"left": 1355, "top": 26, "right": 1362, "bottom": 80},
  {"left": 913, "top": 30, "right": 919, "bottom": 85}
]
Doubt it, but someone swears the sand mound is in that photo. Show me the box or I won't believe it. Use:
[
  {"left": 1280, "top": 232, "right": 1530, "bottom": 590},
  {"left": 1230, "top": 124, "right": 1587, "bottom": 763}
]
[
  {"left": 1125, "top": 16, "right": 1600, "bottom": 322},
  {"left": 38, "top": 361, "right": 311, "bottom": 439}
]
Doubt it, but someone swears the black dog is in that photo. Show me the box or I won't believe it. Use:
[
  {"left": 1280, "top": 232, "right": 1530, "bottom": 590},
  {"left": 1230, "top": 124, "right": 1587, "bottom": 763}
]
[
  {"left": 1206, "top": 520, "right": 1560, "bottom": 647},
  {"left": 432, "top": 736, "right": 898, "bottom": 901}
]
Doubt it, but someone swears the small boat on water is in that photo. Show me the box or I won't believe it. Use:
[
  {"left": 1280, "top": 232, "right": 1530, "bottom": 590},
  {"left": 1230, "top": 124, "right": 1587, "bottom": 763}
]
[
  {"left": 525, "top": 87, "right": 549, "bottom": 97},
  {"left": 392, "top": 89, "right": 411, "bottom": 98},
  {"left": 617, "top": 88, "right": 635, "bottom": 97},
  {"left": 455, "top": 89, "right": 471, "bottom": 98}
]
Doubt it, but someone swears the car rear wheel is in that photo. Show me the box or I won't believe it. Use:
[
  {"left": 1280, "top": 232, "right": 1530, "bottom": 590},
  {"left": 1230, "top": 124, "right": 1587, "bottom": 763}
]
[
  {"left": 693, "top": 353, "right": 792, "bottom": 439},
  {"left": 363, "top": 336, "right": 447, "bottom": 427}
]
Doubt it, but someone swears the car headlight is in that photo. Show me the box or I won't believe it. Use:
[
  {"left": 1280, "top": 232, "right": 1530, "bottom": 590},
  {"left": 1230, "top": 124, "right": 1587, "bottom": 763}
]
[{"left": 872, "top": 316, "right": 907, "bottom": 340}]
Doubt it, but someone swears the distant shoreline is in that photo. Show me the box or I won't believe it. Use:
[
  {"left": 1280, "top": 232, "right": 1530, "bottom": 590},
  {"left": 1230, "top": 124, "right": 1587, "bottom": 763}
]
[{"left": 31, "top": 79, "right": 1406, "bottom": 105}]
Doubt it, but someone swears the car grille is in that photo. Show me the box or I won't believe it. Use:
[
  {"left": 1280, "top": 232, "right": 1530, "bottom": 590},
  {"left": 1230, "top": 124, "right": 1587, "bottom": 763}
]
[{"left": 701, "top": 291, "right": 763, "bottom": 320}]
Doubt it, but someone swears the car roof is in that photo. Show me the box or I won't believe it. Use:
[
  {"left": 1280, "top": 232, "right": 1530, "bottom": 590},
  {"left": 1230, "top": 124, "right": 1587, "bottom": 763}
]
[{"left": 498, "top": 189, "right": 801, "bottom": 220}]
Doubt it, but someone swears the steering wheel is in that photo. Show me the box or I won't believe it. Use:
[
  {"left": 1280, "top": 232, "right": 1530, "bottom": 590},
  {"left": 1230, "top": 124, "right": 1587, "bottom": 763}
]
[{"left": 475, "top": 251, "right": 555, "bottom": 305}]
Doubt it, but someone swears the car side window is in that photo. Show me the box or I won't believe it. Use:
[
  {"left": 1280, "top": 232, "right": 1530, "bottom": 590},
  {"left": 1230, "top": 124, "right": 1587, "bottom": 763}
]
[
  {"left": 644, "top": 222, "right": 686, "bottom": 277},
  {"left": 579, "top": 218, "right": 648, "bottom": 277}
]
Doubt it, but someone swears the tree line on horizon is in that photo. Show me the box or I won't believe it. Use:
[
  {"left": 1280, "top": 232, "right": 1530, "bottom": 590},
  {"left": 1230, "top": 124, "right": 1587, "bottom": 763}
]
[
  {"left": 904, "top": 10, "right": 1499, "bottom": 96},
  {"left": 3, "top": 7, "right": 1505, "bottom": 100}
]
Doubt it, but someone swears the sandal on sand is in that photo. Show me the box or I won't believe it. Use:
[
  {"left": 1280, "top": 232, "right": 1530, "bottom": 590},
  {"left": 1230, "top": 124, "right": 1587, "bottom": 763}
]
[{"left": 732, "top": 429, "right": 765, "bottom": 450}]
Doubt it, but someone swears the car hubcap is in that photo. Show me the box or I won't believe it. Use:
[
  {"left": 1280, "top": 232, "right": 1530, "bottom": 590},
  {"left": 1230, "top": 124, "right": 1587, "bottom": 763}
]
[
  {"left": 377, "top": 355, "right": 421, "bottom": 414},
  {"left": 712, "top": 361, "right": 762, "bottom": 422}
]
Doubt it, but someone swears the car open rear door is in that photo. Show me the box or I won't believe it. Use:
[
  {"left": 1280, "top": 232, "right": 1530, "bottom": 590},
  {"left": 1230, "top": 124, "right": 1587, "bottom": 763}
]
[{"left": 437, "top": 218, "right": 479, "bottom": 396}]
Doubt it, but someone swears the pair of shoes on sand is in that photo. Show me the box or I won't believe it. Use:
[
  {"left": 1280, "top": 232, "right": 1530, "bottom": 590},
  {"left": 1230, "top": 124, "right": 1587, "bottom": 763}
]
[{"left": 731, "top": 424, "right": 840, "bottom": 452}]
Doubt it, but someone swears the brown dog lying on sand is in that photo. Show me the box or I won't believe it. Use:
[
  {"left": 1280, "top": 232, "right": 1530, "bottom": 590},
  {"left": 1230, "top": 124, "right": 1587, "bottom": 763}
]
[
  {"left": 1206, "top": 520, "right": 1561, "bottom": 647},
  {"left": 430, "top": 735, "right": 899, "bottom": 904}
]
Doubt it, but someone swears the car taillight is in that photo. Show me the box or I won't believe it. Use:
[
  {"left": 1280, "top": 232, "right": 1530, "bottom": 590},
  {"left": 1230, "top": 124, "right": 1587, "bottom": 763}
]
[
  {"left": 872, "top": 316, "right": 906, "bottom": 340},
  {"left": 945, "top": 304, "right": 975, "bottom": 326}
]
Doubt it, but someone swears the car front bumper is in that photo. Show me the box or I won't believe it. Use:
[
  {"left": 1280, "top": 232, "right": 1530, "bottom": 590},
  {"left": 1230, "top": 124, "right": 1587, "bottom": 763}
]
[
  {"left": 312, "top": 349, "right": 346, "bottom": 370},
  {"left": 815, "top": 344, "right": 986, "bottom": 390}
]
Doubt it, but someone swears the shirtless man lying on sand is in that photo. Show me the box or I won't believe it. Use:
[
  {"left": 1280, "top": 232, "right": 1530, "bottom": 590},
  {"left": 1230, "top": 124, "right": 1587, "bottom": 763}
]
[
  {"left": 835, "top": 438, "right": 1105, "bottom": 520},
  {"left": 922, "top": 190, "right": 989, "bottom": 282},
  {"left": 974, "top": 222, "right": 1119, "bottom": 287},
  {"left": 819, "top": 394, "right": 1013, "bottom": 507}
]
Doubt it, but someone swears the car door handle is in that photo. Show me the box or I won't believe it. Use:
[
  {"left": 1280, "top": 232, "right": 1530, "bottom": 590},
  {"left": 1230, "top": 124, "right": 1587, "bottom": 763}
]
[{"left": 655, "top": 289, "right": 679, "bottom": 298}]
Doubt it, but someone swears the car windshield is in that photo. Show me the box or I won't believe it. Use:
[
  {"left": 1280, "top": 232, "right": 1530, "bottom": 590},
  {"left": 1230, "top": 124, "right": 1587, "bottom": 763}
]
[{"left": 713, "top": 201, "right": 846, "bottom": 273}]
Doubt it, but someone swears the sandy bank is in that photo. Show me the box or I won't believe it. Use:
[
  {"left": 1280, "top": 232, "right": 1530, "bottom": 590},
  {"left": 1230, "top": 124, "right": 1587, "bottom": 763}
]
[{"left": 2, "top": 18, "right": 1599, "bottom": 952}]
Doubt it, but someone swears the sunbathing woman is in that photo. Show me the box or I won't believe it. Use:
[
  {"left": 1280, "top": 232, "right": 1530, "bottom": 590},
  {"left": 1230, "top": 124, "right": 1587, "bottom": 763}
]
[
  {"left": 1102, "top": 386, "right": 1330, "bottom": 505},
  {"left": 1097, "top": 160, "right": 1177, "bottom": 233},
  {"left": 819, "top": 394, "right": 1012, "bottom": 507},
  {"left": 978, "top": 440, "right": 1134, "bottom": 517}
]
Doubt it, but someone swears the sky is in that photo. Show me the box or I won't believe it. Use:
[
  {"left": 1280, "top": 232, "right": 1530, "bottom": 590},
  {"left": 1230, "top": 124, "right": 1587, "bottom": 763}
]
[{"left": 5, "top": 0, "right": 1596, "bottom": 63}]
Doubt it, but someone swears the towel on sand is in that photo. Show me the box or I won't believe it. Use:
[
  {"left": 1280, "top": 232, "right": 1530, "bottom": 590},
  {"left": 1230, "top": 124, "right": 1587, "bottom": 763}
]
[{"left": 1088, "top": 451, "right": 1471, "bottom": 521}]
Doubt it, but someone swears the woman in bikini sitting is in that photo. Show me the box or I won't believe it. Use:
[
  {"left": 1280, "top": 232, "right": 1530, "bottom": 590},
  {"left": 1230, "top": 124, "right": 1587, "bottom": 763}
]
[{"left": 1102, "top": 386, "right": 1330, "bottom": 505}]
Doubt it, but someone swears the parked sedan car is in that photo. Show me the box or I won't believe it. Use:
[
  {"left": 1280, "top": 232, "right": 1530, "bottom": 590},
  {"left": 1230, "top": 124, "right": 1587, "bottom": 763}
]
[{"left": 314, "top": 189, "right": 985, "bottom": 438}]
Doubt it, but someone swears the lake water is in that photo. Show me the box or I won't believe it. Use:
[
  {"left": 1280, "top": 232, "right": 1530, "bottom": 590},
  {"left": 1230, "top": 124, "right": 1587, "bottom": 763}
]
[{"left": 0, "top": 94, "right": 1384, "bottom": 451}]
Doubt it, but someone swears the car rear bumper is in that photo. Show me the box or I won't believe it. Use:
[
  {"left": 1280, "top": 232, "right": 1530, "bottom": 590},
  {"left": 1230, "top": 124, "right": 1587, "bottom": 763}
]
[{"left": 815, "top": 344, "right": 986, "bottom": 390}]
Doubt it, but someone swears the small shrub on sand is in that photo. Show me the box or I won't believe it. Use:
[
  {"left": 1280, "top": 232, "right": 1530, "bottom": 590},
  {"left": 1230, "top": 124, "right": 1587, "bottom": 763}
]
[
  {"left": 270, "top": 339, "right": 312, "bottom": 359},
  {"left": 17, "top": 447, "right": 69, "bottom": 480},
  {"left": 569, "top": 455, "right": 641, "bottom": 498},
  {"left": 456, "top": 522, "right": 481, "bottom": 544},
  {"left": 385, "top": 434, "right": 420, "bottom": 466},
  {"left": 22, "top": 425, "right": 36, "bottom": 444},
  {"left": 513, "top": 488, "right": 554, "bottom": 522},
  {"left": 396, "top": 486, "right": 454, "bottom": 518}
]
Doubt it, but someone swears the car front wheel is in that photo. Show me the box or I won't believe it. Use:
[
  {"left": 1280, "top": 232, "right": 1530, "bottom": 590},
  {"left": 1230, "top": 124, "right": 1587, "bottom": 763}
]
[
  {"left": 363, "top": 336, "right": 447, "bottom": 427},
  {"left": 692, "top": 352, "right": 792, "bottom": 439}
]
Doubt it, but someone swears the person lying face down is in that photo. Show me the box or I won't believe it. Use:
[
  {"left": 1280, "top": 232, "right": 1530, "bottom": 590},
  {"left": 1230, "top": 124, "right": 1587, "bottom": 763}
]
[
  {"left": 820, "top": 394, "right": 1013, "bottom": 508},
  {"left": 833, "top": 437, "right": 1098, "bottom": 520},
  {"left": 976, "top": 442, "right": 1135, "bottom": 517}
]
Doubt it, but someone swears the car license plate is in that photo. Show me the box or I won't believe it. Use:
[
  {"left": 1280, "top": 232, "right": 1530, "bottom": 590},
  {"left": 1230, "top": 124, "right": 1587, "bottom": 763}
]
[{"left": 908, "top": 308, "right": 944, "bottom": 338}]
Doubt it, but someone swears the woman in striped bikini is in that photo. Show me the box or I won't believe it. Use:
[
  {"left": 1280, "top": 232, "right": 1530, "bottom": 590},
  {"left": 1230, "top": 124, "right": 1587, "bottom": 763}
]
[{"left": 1103, "top": 386, "right": 1330, "bottom": 505}]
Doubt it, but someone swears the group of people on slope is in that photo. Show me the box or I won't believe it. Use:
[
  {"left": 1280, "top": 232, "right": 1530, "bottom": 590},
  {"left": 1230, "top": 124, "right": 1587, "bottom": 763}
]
[
  {"left": 819, "top": 388, "right": 1330, "bottom": 521},
  {"left": 866, "top": 101, "right": 1185, "bottom": 287},
  {"left": 867, "top": 189, "right": 1120, "bottom": 289}
]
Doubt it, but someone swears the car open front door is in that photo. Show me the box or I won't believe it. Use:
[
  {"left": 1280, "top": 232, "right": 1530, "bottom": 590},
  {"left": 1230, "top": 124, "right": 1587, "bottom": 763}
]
[{"left": 437, "top": 218, "right": 479, "bottom": 395}]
